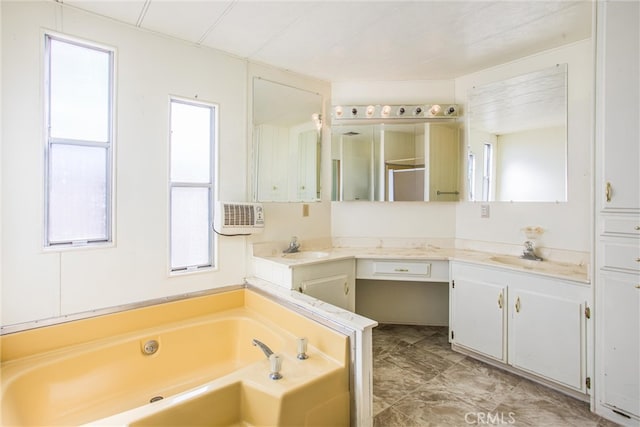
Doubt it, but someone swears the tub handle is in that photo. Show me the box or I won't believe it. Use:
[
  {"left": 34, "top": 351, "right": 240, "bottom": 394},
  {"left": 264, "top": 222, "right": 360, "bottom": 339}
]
[{"left": 269, "top": 354, "right": 283, "bottom": 380}]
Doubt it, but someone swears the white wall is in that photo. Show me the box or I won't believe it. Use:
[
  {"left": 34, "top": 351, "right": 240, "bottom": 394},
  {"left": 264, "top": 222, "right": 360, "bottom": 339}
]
[
  {"left": 455, "top": 40, "right": 593, "bottom": 253},
  {"left": 495, "top": 127, "right": 566, "bottom": 202},
  {"left": 0, "top": 2, "right": 329, "bottom": 327}
]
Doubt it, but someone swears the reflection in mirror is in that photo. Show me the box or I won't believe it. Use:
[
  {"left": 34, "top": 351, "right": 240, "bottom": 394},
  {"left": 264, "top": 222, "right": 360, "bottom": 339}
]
[
  {"left": 467, "top": 64, "right": 567, "bottom": 202},
  {"left": 331, "top": 123, "right": 459, "bottom": 202},
  {"left": 253, "top": 78, "right": 322, "bottom": 202}
]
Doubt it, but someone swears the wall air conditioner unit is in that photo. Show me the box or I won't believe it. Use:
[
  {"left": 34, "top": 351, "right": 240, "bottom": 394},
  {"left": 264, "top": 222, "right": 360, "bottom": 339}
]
[{"left": 214, "top": 202, "right": 264, "bottom": 234}]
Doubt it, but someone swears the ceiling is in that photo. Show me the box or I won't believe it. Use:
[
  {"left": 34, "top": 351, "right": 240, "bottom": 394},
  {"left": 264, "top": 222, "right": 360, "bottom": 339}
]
[{"left": 61, "top": 0, "right": 592, "bottom": 83}]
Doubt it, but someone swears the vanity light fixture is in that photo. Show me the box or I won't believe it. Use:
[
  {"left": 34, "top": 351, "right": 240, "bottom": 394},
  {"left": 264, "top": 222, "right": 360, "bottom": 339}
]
[{"left": 331, "top": 103, "right": 459, "bottom": 122}]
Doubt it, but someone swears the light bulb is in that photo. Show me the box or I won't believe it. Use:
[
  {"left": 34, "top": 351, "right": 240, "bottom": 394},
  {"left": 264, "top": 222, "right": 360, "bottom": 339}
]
[
  {"left": 429, "top": 104, "right": 442, "bottom": 115},
  {"left": 334, "top": 106, "right": 343, "bottom": 118},
  {"left": 366, "top": 105, "right": 375, "bottom": 117}
]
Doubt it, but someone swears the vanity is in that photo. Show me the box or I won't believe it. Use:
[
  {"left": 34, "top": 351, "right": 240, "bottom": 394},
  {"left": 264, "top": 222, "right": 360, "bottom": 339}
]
[{"left": 251, "top": 243, "right": 591, "bottom": 400}]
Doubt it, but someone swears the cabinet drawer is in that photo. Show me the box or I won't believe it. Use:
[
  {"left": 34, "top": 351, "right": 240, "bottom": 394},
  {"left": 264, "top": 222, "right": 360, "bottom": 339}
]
[
  {"left": 357, "top": 259, "right": 448, "bottom": 282},
  {"left": 601, "top": 215, "right": 640, "bottom": 237},
  {"left": 374, "top": 261, "right": 430, "bottom": 276},
  {"left": 602, "top": 241, "right": 640, "bottom": 273}
]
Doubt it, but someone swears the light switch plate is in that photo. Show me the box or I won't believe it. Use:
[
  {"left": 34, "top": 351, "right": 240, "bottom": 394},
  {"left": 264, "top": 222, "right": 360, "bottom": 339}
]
[{"left": 481, "top": 204, "right": 490, "bottom": 218}]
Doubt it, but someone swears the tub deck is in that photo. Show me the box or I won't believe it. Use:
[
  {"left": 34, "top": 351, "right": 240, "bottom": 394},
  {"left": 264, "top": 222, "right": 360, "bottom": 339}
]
[{"left": 1, "top": 289, "right": 350, "bottom": 426}]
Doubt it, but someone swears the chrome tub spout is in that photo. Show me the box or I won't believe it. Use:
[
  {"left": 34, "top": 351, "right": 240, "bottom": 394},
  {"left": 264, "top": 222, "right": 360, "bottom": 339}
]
[{"left": 251, "top": 339, "right": 274, "bottom": 358}]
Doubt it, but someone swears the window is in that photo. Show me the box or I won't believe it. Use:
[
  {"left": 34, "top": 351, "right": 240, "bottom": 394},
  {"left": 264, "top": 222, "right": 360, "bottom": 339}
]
[
  {"left": 44, "top": 34, "right": 114, "bottom": 247},
  {"left": 169, "top": 99, "right": 216, "bottom": 272},
  {"left": 482, "top": 143, "right": 493, "bottom": 202},
  {"left": 467, "top": 151, "right": 476, "bottom": 201}
]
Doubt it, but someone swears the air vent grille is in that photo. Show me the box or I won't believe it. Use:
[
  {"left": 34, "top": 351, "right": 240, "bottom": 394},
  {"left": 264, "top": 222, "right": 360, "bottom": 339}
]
[{"left": 223, "top": 203, "right": 255, "bottom": 226}]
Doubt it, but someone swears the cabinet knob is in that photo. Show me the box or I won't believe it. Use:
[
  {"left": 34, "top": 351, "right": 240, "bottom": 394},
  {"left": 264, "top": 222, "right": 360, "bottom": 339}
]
[
  {"left": 635, "top": 225, "right": 640, "bottom": 231},
  {"left": 298, "top": 286, "right": 303, "bottom": 293},
  {"left": 636, "top": 285, "right": 640, "bottom": 289}
]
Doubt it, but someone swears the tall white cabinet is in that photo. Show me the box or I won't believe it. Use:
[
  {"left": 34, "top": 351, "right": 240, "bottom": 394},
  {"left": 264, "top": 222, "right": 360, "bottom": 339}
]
[{"left": 594, "top": 1, "right": 640, "bottom": 425}]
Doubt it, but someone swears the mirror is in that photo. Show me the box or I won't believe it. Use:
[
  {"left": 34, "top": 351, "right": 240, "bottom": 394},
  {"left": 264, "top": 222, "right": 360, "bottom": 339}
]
[
  {"left": 331, "top": 122, "right": 460, "bottom": 201},
  {"left": 253, "top": 78, "right": 322, "bottom": 202},
  {"left": 466, "top": 64, "right": 567, "bottom": 202}
]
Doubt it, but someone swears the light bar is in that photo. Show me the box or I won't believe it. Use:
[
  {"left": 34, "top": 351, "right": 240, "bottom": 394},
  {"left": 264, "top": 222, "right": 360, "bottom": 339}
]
[{"left": 332, "top": 104, "right": 458, "bottom": 121}]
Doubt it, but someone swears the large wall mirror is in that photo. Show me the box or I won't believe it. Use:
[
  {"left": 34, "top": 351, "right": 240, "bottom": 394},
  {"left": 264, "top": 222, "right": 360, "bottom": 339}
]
[
  {"left": 331, "top": 122, "right": 460, "bottom": 202},
  {"left": 253, "top": 78, "right": 322, "bottom": 202},
  {"left": 466, "top": 64, "right": 568, "bottom": 202}
]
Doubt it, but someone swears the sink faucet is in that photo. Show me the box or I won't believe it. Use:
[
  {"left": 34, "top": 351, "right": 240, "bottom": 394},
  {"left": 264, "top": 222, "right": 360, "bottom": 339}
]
[
  {"left": 251, "top": 338, "right": 274, "bottom": 358},
  {"left": 521, "top": 240, "right": 543, "bottom": 261},
  {"left": 283, "top": 236, "right": 300, "bottom": 253}
]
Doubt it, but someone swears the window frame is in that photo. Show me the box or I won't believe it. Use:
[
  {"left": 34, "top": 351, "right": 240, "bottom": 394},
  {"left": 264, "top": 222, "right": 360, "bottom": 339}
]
[
  {"left": 43, "top": 32, "right": 116, "bottom": 249},
  {"left": 168, "top": 97, "right": 218, "bottom": 274}
]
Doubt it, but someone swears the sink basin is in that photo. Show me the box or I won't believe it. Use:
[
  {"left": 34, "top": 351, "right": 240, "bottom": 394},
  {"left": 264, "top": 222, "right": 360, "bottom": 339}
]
[
  {"left": 490, "top": 256, "right": 542, "bottom": 269},
  {"left": 281, "top": 251, "right": 330, "bottom": 260}
]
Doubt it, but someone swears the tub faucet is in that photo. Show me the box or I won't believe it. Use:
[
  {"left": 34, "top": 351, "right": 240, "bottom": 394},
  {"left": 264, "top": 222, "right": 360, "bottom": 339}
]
[
  {"left": 521, "top": 240, "right": 543, "bottom": 261},
  {"left": 283, "top": 236, "right": 300, "bottom": 253},
  {"left": 251, "top": 338, "right": 274, "bottom": 358}
]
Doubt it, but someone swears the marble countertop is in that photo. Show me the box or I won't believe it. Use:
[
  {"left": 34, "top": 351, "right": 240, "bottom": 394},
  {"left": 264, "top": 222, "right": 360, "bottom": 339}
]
[{"left": 254, "top": 245, "right": 590, "bottom": 284}]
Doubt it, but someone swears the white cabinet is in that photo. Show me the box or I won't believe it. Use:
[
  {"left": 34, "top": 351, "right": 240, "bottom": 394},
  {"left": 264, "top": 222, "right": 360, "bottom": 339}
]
[
  {"left": 292, "top": 259, "right": 355, "bottom": 311},
  {"left": 450, "top": 262, "right": 590, "bottom": 394},
  {"left": 509, "top": 289, "right": 584, "bottom": 390},
  {"left": 255, "top": 124, "right": 289, "bottom": 201},
  {"left": 594, "top": 1, "right": 640, "bottom": 425},
  {"left": 599, "top": 272, "right": 640, "bottom": 420},
  {"left": 451, "top": 275, "right": 506, "bottom": 362}
]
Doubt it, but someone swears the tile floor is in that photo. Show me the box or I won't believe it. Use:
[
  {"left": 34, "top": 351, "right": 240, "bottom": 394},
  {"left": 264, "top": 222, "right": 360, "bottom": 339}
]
[{"left": 372, "top": 324, "right": 619, "bottom": 427}]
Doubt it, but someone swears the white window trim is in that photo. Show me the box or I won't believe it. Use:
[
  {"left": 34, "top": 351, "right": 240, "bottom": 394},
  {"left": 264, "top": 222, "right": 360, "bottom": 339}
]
[
  {"left": 42, "top": 31, "right": 117, "bottom": 251},
  {"left": 168, "top": 96, "right": 219, "bottom": 275}
]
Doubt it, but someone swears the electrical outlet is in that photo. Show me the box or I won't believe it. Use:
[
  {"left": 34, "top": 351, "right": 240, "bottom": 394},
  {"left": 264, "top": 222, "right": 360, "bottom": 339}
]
[
  {"left": 302, "top": 204, "right": 309, "bottom": 217},
  {"left": 481, "top": 204, "right": 490, "bottom": 218}
]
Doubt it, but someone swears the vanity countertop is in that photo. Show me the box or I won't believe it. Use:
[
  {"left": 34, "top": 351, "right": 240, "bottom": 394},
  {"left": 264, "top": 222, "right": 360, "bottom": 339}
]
[{"left": 254, "top": 246, "right": 590, "bottom": 284}]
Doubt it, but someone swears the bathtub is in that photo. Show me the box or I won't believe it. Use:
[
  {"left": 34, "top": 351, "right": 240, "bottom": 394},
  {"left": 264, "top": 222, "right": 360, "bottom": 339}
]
[{"left": 1, "top": 288, "right": 350, "bottom": 426}]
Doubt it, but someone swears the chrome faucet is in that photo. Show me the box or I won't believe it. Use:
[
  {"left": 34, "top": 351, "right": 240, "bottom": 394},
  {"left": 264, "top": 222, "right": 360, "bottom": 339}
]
[
  {"left": 251, "top": 338, "right": 274, "bottom": 358},
  {"left": 283, "top": 236, "right": 300, "bottom": 253},
  {"left": 521, "top": 240, "right": 543, "bottom": 261}
]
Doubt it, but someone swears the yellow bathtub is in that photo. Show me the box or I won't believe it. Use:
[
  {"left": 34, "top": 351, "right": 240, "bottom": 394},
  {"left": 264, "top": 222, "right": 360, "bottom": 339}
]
[{"left": 1, "top": 288, "right": 350, "bottom": 426}]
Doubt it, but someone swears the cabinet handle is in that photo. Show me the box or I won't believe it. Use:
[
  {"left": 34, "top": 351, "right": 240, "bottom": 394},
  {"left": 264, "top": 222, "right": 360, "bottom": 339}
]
[
  {"left": 497, "top": 293, "right": 504, "bottom": 309},
  {"left": 515, "top": 297, "right": 521, "bottom": 313},
  {"left": 394, "top": 268, "right": 409, "bottom": 272},
  {"left": 605, "top": 182, "right": 612, "bottom": 202},
  {"left": 298, "top": 286, "right": 303, "bottom": 293},
  {"left": 344, "top": 282, "right": 349, "bottom": 295}
]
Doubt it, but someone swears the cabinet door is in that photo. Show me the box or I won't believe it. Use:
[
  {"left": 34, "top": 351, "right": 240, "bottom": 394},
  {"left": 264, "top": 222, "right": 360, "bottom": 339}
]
[
  {"left": 452, "top": 278, "right": 506, "bottom": 362},
  {"left": 509, "top": 289, "right": 584, "bottom": 391},
  {"left": 300, "top": 274, "right": 352, "bottom": 311},
  {"left": 596, "top": 0, "right": 640, "bottom": 212},
  {"left": 600, "top": 273, "right": 640, "bottom": 418}
]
